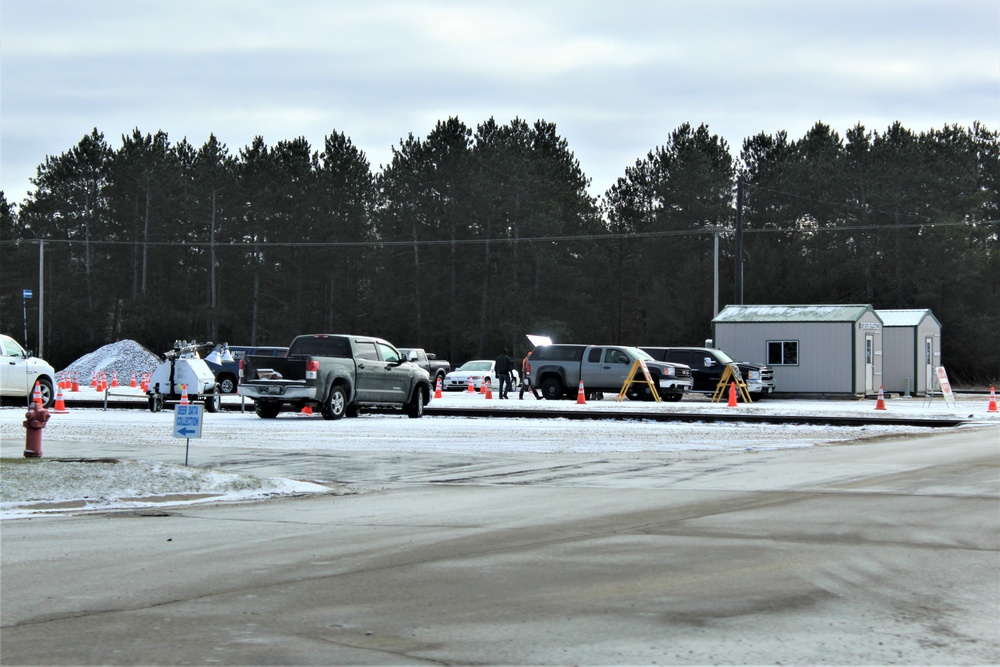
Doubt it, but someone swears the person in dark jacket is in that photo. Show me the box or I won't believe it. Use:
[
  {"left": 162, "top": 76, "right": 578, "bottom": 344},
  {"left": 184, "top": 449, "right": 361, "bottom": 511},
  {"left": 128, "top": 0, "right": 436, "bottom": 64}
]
[{"left": 494, "top": 348, "right": 515, "bottom": 399}]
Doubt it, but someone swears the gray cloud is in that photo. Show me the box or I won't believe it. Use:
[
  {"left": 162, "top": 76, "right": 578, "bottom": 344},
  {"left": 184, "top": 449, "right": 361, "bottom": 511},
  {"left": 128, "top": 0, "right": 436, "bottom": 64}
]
[{"left": 2, "top": 0, "right": 996, "bottom": 208}]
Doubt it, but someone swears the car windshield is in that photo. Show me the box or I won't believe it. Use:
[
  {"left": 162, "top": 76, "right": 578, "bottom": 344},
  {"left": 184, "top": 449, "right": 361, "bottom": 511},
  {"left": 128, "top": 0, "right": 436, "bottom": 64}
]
[
  {"left": 714, "top": 349, "right": 735, "bottom": 363},
  {"left": 459, "top": 361, "right": 492, "bottom": 371},
  {"left": 631, "top": 348, "right": 654, "bottom": 361}
]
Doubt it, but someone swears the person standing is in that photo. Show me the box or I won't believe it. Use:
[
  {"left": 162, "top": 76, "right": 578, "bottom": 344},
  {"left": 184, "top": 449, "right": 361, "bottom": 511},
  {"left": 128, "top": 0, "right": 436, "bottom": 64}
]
[
  {"left": 519, "top": 350, "right": 541, "bottom": 399},
  {"left": 494, "top": 348, "right": 515, "bottom": 399}
]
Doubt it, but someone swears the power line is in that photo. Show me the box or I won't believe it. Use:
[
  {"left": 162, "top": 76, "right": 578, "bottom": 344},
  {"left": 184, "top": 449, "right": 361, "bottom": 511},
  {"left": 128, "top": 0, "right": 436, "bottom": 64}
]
[{"left": 2, "top": 218, "right": 995, "bottom": 249}]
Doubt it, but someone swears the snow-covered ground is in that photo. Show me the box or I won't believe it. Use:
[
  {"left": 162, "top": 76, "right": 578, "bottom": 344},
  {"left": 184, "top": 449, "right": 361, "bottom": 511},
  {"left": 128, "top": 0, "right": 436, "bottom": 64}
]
[{"left": 3, "top": 384, "right": 996, "bottom": 520}]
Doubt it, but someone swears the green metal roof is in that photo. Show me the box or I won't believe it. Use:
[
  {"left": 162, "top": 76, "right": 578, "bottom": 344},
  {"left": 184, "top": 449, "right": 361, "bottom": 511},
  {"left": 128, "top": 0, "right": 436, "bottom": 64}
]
[{"left": 713, "top": 304, "right": 875, "bottom": 323}]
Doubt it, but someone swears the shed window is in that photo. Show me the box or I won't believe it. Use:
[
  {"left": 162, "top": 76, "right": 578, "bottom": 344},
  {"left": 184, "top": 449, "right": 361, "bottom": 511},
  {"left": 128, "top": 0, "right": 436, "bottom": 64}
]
[{"left": 767, "top": 340, "right": 798, "bottom": 365}]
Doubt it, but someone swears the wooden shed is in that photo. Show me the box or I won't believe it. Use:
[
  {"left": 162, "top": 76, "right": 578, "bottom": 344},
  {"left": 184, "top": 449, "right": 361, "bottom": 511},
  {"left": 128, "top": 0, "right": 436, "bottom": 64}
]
[
  {"left": 875, "top": 309, "right": 942, "bottom": 396},
  {"left": 712, "top": 304, "right": 884, "bottom": 396}
]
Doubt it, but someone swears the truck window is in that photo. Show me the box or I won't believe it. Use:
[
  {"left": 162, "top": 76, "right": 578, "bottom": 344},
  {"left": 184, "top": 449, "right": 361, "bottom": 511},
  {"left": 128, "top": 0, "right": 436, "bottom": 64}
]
[
  {"left": 290, "top": 336, "right": 351, "bottom": 357},
  {"left": 587, "top": 348, "right": 602, "bottom": 363},
  {"left": 604, "top": 349, "right": 630, "bottom": 365},
  {"left": 378, "top": 343, "right": 401, "bottom": 363},
  {"left": 355, "top": 341, "right": 379, "bottom": 361}
]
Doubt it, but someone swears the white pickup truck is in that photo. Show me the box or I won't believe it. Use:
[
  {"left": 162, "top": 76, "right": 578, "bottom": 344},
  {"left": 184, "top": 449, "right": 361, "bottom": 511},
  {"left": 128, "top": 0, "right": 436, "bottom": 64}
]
[
  {"left": 526, "top": 344, "right": 693, "bottom": 401},
  {"left": 0, "top": 334, "right": 56, "bottom": 408}
]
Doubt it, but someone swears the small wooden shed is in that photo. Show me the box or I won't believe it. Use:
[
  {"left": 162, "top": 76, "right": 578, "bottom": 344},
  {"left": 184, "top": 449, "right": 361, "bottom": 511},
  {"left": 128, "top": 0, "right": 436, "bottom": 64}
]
[
  {"left": 712, "top": 304, "right": 884, "bottom": 396},
  {"left": 875, "top": 309, "right": 942, "bottom": 396}
]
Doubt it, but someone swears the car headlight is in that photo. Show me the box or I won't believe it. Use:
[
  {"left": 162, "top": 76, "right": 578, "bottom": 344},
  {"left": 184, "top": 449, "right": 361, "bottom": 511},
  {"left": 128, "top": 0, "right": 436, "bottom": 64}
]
[
  {"left": 662, "top": 366, "right": 675, "bottom": 377},
  {"left": 747, "top": 370, "right": 760, "bottom": 380}
]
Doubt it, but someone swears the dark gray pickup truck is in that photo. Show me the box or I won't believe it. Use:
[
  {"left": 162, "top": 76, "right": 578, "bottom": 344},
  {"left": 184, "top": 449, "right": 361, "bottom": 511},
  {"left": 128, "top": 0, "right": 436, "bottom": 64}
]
[{"left": 238, "top": 334, "right": 433, "bottom": 419}]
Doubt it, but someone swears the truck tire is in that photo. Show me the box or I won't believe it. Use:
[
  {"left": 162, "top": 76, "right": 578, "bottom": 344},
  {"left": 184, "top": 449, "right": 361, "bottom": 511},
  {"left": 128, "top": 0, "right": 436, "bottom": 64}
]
[
  {"left": 321, "top": 385, "right": 347, "bottom": 420},
  {"left": 664, "top": 392, "right": 684, "bottom": 402},
  {"left": 148, "top": 394, "right": 164, "bottom": 412},
  {"left": 540, "top": 378, "right": 564, "bottom": 400},
  {"left": 626, "top": 374, "right": 660, "bottom": 401},
  {"left": 32, "top": 377, "right": 54, "bottom": 409},
  {"left": 217, "top": 373, "right": 238, "bottom": 394},
  {"left": 405, "top": 387, "right": 425, "bottom": 418},
  {"left": 255, "top": 401, "right": 281, "bottom": 419}
]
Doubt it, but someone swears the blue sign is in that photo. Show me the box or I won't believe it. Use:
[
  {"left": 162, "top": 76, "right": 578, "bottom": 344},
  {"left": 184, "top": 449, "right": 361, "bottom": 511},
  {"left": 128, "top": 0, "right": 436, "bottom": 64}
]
[
  {"left": 23, "top": 290, "right": 32, "bottom": 298},
  {"left": 173, "top": 403, "right": 204, "bottom": 439}
]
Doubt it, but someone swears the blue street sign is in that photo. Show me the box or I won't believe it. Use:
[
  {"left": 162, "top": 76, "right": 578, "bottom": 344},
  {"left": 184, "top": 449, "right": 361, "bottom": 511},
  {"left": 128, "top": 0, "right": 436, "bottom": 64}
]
[
  {"left": 173, "top": 403, "right": 204, "bottom": 439},
  {"left": 23, "top": 290, "right": 32, "bottom": 298}
]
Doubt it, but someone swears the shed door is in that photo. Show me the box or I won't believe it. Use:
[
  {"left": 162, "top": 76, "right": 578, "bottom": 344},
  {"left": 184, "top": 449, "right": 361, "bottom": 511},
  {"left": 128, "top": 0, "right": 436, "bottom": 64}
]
[
  {"left": 865, "top": 335, "right": 875, "bottom": 394},
  {"left": 924, "top": 337, "right": 934, "bottom": 394}
]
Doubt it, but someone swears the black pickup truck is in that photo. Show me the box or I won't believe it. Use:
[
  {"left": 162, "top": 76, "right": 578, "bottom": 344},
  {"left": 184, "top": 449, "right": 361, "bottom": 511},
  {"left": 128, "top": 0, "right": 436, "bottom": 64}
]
[
  {"left": 238, "top": 334, "right": 433, "bottom": 419},
  {"left": 640, "top": 347, "right": 775, "bottom": 397}
]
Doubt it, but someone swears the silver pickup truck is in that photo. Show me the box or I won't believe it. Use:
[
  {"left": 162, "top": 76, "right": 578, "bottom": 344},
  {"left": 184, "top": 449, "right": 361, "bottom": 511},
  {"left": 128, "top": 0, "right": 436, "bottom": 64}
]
[{"left": 526, "top": 344, "right": 693, "bottom": 401}]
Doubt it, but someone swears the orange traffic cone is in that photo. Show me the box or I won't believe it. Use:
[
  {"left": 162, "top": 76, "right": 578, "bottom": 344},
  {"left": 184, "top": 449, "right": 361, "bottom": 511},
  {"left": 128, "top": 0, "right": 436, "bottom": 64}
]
[
  {"left": 52, "top": 386, "right": 69, "bottom": 413},
  {"left": 111, "top": 370, "right": 119, "bottom": 387},
  {"left": 91, "top": 371, "right": 98, "bottom": 388},
  {"left": 180, "top": 384, "right": 190, "bottom": 405},
  {"left": 728, "top": 381, "right": 738, "bottom": 407},
  {"left": 576, "top": 380, "right": 586, "bottom": 404},
  {"left": 480, "top": 380, "right": 487, "bottom": 394},
  {"left": 484, "top": 379, "right": 493, "bottom": 400},
  {"left": 434, "top": 377, "right": 443, "bottom": 399},
  {"left": 467, "top": 378, "right": 475, "bottom": 393},
  {"left": 141, "top": 373, "right": 149, "bottom": 392},
  {"left": 875, "top": 386, "right": 887, "bottom": 410},
  {"left": 300, "top": 404, "right": 313, "bottom": 415},
  {"left": 98, "top": 373, "right": 107, "bottom": 392},
  {"left": 71, "top": 372, "right": 80, "bottom": 392},
  {"left": 130, "top": 371, "right": 137, "bottom": 388},
  {"left": 32, "top": 382, "right": 44, "bottom": 406},
  {"left": 988, "top": 387, "right": 998, "bottom": 413}
]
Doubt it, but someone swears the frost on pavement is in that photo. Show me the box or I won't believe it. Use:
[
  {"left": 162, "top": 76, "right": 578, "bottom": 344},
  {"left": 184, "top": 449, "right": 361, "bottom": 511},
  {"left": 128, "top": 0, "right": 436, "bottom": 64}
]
[{"left": 1, "top": 458, "right": 328, "bottom": 518}]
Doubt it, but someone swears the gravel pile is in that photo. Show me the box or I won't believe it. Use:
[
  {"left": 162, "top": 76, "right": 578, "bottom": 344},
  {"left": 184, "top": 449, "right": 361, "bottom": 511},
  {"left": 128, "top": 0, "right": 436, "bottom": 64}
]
[{"left": 60, "top": 340, "right": 162, "bottom": 383}]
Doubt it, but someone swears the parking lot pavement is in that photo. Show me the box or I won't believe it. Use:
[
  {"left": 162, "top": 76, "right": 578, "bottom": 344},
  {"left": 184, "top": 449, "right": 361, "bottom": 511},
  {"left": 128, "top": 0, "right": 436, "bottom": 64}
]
[{"left": 2, "top": 425, "right": 998, "bottom": 666}]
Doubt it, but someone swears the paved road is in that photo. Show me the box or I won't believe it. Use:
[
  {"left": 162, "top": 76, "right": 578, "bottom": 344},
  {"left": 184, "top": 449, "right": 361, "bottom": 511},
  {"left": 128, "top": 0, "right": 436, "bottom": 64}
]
[{"left": 2, "top": 425, "right": 998, "bottom": 665}]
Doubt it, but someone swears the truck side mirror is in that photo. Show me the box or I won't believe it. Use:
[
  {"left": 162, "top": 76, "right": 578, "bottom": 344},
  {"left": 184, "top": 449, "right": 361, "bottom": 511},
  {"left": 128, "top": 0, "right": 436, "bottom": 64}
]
[{"left": 703, "top": 357, "right": 714, "bottom": 367}]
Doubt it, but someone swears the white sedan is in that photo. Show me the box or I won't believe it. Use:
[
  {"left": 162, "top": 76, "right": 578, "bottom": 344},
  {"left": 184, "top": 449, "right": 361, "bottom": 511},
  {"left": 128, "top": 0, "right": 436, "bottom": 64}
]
[{"left": 443, "top": 360, "right": 519, "bottom": 392}]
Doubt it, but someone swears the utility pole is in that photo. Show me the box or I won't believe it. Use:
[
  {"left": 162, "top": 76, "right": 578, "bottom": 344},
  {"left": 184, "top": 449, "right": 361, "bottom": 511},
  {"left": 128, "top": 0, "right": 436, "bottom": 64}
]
[
  {"left": 734, "top": 178, "right": 744, "bottom": 305},
  {"left": 38, "top": 240, "right": 44, "bottom": 356}
]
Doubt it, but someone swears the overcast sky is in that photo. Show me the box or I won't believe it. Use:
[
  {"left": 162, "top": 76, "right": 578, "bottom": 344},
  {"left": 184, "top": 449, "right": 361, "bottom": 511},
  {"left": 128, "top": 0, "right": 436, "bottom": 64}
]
[{"left": 2, "top": 0, "right": 997, "bottom": 210}]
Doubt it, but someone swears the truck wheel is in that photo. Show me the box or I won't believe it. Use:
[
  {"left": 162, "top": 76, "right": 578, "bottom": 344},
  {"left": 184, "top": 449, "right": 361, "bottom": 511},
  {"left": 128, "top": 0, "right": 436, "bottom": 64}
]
[
  {"left": 664, "top": 392, "right": 683, "bottom": 402},
  {"left": 217, "top": 374, "right": 237, "bottom": 394},
  {"left": 322, "top": 385, "right": 347, "bottom": 420},
  {"left": 406, "top": 388, "right": 425, "bottom": 418},
  {"left": 204, "top": 387, "right": 222, "bottom": 413},
  {"left": 255, "top": 401, "right": 281, "bottom": 419},
  {"left": 540, "top": 378, "right": 563, "bottom": 400},
  {"left": 626, "top": 376, "right": 659, "bottom": 401},
  {"left": 32, "top": 377, "right": 54, "bottom": 409}
]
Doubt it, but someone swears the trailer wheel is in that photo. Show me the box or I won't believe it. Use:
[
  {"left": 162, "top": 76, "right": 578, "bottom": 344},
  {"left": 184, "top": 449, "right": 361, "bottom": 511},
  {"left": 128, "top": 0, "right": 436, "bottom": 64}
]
[
  {"left": 322, "top": 385, "right": 347, "bottom": 420},
  {"left": 204, "top": 387, "right": 221, "bottom": 413},
  {"left": 148, "top": 394, "right": 164, "bottom": 412},
  {"left": 255, "top": 401, "right": 281, "bottom": 419}
]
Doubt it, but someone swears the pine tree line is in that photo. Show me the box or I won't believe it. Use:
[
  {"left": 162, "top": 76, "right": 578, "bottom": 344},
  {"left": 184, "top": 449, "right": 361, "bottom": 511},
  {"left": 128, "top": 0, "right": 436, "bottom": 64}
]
[{"left": 1, "top": 118, "right": 997, "bottom": 384}]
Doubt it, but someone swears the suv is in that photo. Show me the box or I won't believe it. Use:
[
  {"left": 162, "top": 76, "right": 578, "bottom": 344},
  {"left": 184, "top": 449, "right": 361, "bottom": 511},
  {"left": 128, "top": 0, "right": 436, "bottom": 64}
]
[
  {"left": 640, "top": 347, "right": 775, "bottom": 397},
  {"left": 1, "top": 334, "right": 56, "bottom": 408}
]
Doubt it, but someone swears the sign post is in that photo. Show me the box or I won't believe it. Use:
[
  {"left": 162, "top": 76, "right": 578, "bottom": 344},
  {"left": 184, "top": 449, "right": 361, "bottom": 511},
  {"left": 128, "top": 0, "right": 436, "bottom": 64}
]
[
  {"left": 173, "top": 403, "right": 204, "bottom": 465},
  {"left": 22, "top": 289, "right": 32, "bottom": 347}
]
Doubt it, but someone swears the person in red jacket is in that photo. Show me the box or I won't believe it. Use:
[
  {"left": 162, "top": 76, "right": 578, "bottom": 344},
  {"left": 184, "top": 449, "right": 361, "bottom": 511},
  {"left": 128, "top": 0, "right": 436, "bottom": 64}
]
[{"left": 519, "top": 351, "right": 541, "bottom": 400}]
